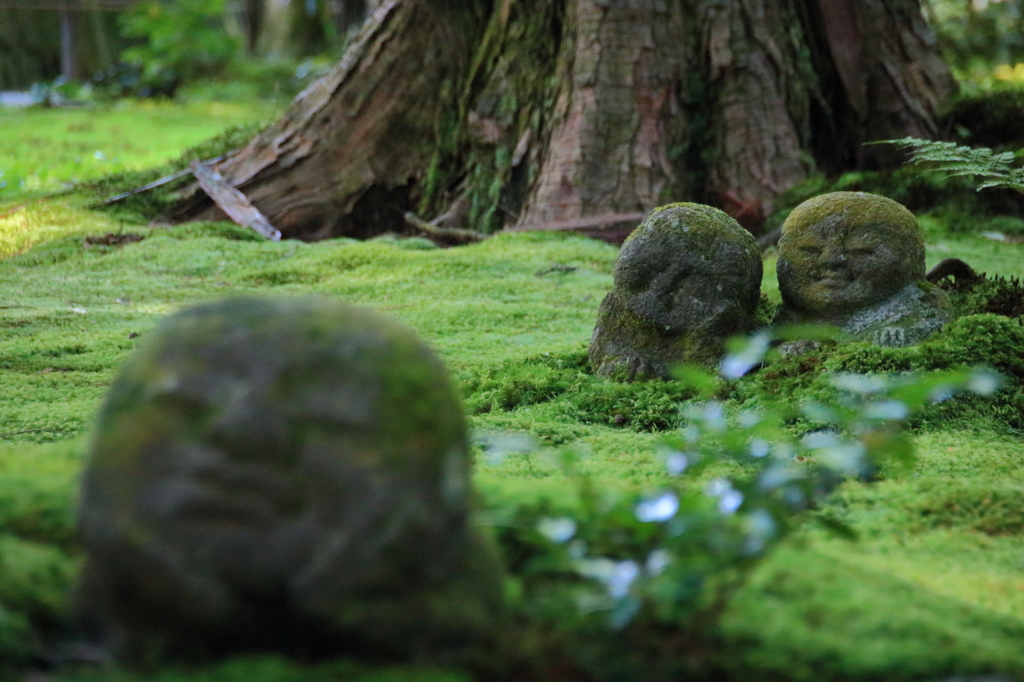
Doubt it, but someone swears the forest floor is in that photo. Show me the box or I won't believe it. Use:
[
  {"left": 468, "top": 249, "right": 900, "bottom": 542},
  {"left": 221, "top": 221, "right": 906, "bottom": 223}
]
[{"left": 1, "top": 98, "right": 1024, "bottom": 682}]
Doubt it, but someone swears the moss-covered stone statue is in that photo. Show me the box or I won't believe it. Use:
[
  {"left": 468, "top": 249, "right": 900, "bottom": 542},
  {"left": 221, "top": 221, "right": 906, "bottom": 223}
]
[
  {"left": 589, "top": 203, "right": 763, "bottom": 381},
  {"left": 775, "top": 191, "right": 952, "bottom": 347},
  {"left": 77, "top": 297, "right": 504, "bottom": 664}
]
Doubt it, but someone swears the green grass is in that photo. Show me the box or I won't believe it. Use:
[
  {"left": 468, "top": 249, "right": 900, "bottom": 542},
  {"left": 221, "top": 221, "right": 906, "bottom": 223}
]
[{"left": 1, "top": 101, "right": 1024, "bottom": 681}]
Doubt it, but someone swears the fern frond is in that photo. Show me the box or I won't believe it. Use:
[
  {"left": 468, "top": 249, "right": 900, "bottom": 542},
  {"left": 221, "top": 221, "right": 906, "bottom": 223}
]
[{"left": 876, "top": 137, "right": 1024, "bottom": 194}]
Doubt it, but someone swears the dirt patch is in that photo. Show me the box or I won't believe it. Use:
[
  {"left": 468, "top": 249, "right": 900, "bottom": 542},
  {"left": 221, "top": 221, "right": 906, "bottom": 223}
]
[{"left": 83, "top": 233, "right": 146, "bottom": 247}]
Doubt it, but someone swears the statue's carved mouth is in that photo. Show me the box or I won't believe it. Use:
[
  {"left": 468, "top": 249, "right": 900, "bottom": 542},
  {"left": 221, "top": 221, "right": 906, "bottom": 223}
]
[{"left": 814, "top": 276, "right": 851, "bottom": 288}]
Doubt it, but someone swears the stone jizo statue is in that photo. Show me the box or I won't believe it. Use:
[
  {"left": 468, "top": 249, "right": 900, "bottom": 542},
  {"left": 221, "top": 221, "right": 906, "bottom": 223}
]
[
  {"left": 775, "top": 191, "right": 952, "bottom": 347},
  {"left": 589, "top": 203, "right": 763, "bottom": 381},
  {"left": 77, "top": 297, "right": 503, "bottom": 664}
]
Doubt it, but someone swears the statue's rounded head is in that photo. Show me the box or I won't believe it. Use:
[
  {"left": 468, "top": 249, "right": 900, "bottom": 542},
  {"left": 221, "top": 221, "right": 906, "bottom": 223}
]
[
  {"left": 777, "top": 192, "right": 925, "bottom": 315},
  {"left": 88, "top": 296, "right": 468, "bottom": 517},
  {"left": 80, "top": 297, "right": 486, "bottom": 659},
  {"left": 613, "top": 203, "right": 762, "bottom": 335}
]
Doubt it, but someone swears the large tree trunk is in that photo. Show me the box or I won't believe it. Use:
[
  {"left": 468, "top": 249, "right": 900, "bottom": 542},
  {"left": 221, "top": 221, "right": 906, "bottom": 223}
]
[{"left": 172, "top": 0, "right": 956, "bottom": 240}]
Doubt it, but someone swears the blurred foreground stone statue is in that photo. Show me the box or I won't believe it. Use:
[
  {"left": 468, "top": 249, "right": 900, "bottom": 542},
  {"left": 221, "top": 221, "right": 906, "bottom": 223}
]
[
  {"left": 589, "top": 204, "right": 762, "bottom": 381},
  {"left": 775, "top": 191, "right": 952, "bottom": 347},
  {"left": 78, "top": 297, "right": 503, "bottom": 664}
]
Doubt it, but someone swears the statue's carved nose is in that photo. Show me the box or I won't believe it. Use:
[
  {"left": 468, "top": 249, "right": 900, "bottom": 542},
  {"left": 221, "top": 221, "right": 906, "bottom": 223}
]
[
  {"left": 206, "top": 390, "right": 290, "bottom": 463},
  {"left": 822, "top": 246, "right": 846, "bottom": 265}
]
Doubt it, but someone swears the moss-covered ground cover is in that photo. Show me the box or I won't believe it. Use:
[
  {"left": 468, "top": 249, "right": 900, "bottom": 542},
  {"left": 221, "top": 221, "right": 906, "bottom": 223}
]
[
  {"left": 0, "top": 99, "right": 281, "bottom": 205},
  {"left": 1, "top": 103, "right": 1024, "bottom": 681}
]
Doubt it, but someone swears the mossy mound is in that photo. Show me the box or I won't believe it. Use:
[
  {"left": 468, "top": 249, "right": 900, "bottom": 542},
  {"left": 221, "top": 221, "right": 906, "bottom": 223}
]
[
  {"left": 462, "top": 347, "right": 698, "bottom": 432},
  {"left": 733, "top": 313, "right": 1024, "bottom": 430},
  {"left": 0, "top": 439, "right": 81, "bottom": 669},
  {"left": 467, "top": 307, "right": 1024, "bottom": 434},
  {"left": 939, "top": 271, "right": 1024, "bottom": 319},
  {"left": 828, "top": 314, "right": 1024, "bottom": 380}
]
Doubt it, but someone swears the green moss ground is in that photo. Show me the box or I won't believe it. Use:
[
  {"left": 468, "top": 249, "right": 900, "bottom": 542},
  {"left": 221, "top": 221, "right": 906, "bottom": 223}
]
[
  {"left": 0, "top": 99, "right": 280, "bottom": 204},
  {"left": 1, "top": 104, "right": 1024, "bottom": 681}
]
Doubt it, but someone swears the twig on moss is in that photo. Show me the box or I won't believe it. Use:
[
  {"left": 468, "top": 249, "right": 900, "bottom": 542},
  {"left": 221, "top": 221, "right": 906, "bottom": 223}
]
[{"left": 403, "top": 212, "right": 488, "bottom": 245}]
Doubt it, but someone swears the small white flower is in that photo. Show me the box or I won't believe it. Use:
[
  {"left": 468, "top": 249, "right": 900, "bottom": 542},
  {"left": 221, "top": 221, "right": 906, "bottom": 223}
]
[
  {"left": 636, "top": 492, "right": 680, "bottom": 523},
  {"left": 700, "top": 401, "right": 726, "bottom": 432},
  {"left": 863, "top": 400, "right": 908, "bottom": 420},
  {"left": 738, "top": 409, "right": 762, "bottom": 428},
  {"left": 969, "top": 369, "right": 1001, "bottom": 396},
  {"left": 537, "top": 517, "right": 577, "bottom": 543},
  {"left": 832, "top": 373, "right": 887, "bottom": 395},
  {"left": 744, "top": 509, "right": 777, "bottom": 554},
  {"left": 748, "top": 438, "right": 770, "bottom": 458},
  {"left": 646, "top": 549, "right": 671, "bottom": 576},
  {"left": 664, "top": 450, "right": 688, "bottom": 475},
  {"left": 706, "top": 478, "right": 743, "bottom": 515},
  {"left": 720, "top": 331, "right": 771, "bottom": 379},
  {"left": 607, "top": 560, "right": 640, "bottom": 599},
  {"left": 576, "top": 558, "right": 640, "bottom": 599},
  {"left": 478, "top": 431, "right": 535, "bottom": 465}
]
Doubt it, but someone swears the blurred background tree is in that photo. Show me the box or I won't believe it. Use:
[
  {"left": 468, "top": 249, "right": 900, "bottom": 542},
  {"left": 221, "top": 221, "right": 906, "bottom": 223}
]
[
  {"left": 0, "top": 1, "right": 124, "bottom": 88},
  {"left": 118, "top": 0, "right": 241, "bottom": 95},
  {"left": 0, "top": 0, "right": 375, "bottom": 92}
]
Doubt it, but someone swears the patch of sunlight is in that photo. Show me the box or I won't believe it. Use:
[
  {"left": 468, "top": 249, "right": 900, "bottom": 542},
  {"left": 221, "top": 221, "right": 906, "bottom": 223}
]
[
  {"left": 0, "top": 202, "right": 114, "bottom": 260},
  {"left": 992, "top": 62, "right": 1024, "bottom": 83},
  {"left": 817, "top": 532, "right": 1024, "bottom": 620}
]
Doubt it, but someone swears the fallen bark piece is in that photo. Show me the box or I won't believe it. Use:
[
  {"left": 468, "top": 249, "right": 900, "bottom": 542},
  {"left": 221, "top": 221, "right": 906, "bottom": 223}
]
[{"left": 189, "top": 161, "right": 282, "bottom": 241}]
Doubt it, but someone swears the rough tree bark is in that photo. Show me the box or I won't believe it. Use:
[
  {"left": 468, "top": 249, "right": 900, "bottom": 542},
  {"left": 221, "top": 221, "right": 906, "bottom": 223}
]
[{"left": 170, "top": 0, "right": 956, "bottom": 241}]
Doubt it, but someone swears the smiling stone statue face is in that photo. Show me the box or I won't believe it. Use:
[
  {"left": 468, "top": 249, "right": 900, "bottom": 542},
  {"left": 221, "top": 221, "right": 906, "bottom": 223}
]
[
  {"left": 589, "top": 204, "right": 762, "bottom": 381},
  {"left": 78, "top": 297, "right": 502, "bottom": 663},
  {"left": 776, "top": 192, "right": 951, "bottom": 346},
  {"left": 778, "top": 192, "right": 924, "bottom": 315}
]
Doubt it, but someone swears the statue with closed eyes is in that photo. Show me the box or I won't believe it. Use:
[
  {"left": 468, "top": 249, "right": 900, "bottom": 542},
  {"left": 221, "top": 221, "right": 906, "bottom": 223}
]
[
  {"left": 774, "top": 191, "right": 952, "bottom": 347},
  {"left": 77, "top": 297, "right": 503, "bottom": 665}
]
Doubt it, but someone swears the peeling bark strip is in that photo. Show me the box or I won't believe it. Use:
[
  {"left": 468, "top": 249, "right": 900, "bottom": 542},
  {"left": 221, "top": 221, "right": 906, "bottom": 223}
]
[
  {"left": 159, "top": 0, "right": 955, "bottom": 242},
  {"left": 190, "top": 162, "right": 282, "bottom": 241}
]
